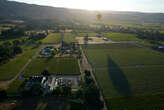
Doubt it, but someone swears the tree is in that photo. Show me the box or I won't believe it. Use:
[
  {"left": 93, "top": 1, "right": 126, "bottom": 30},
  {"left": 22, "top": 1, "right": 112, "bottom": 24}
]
[
  {"left": 85, "top": 76, "right": 94, "bottom": 85},
  {"left": 62, "top": 86, "right": 72, "bottom": 96},
  {"left": 3, "top": 41, "right": 12, "bottom": 47},
  {"left": 0, "top": 89, "right": 7, "bottom": 101},
  {"left": 41, "top": 69, "right": 49, "bottom": 76},
  {"left": 84, "top": 70, "right": 91, "bottom": 77},
  {"left": 69, "top": 99, "right": 85, "bottom": 110},
  {"left": 73, "top": 88, "right": 84, "bottom": 99},
  {"left": 30, "top": 83, "right": 43, "bottom": 96},
  {"left": 13, "top": 40, "right": 21, "bottom": 47},
  {"left": 84, "top": 84, "right": 103, "bottom": 110},
  {"left": 52, "top": 87, "right": 62, "bottom": 96},
  {"left": 13, "top": 46, "right": 22, "bottom": 55}
]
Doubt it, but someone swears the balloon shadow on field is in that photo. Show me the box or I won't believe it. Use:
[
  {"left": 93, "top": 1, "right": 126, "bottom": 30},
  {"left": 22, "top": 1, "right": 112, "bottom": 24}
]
[{"left": 107, "top": 57, "right": 132, "bottom": 96}]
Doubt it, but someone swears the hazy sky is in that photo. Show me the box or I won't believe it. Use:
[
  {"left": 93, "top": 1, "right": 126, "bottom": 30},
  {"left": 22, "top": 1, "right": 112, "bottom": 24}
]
[{"left": 10, "top": 0, "right": 164, "bottom": 12}]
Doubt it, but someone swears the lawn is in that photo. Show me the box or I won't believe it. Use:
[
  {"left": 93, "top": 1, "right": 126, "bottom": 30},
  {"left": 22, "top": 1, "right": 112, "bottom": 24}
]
[
  {"left": 64, "top": 33, "right": 76, "bottom": 43},
  {"left": 83, "top": 44, "right": 164, "bottom": 110},
  {"left": 102, "top": 32, "right": 140, "bottom": 41},
  {"left": 42, "top": 33, "right": 61, "bottom": 44},
  {"left": 0, "top": 46, "right": 41, "bottom": 81},
  {"left": 24, "top": 56, "right": 80, "bottom": 77},
  {"left": 77, "top": 32, "right": 97, "bottom": 37}
]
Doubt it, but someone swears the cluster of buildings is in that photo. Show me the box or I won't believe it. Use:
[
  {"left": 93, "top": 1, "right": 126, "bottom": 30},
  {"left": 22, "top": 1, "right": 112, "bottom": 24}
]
[
  {"left": 25, "top": 75, "right": 80, "bottom": 93},
  {"left": 40, "top": 47, "right": 55, "bottom": 57},
  {"left": 59, "top": 42, "right": 80, "bottom": 55}
]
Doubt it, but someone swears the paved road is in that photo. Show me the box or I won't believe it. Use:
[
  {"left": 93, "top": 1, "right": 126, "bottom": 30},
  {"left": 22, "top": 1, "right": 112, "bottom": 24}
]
[{"left": 80, "top": 46, "right": 108, "bottom": 110}]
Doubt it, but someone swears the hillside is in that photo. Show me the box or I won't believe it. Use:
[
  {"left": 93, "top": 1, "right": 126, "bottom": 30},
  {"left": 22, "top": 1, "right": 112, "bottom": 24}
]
[{"left": 0, "top": 0, "right": 164, "bottom": 24}]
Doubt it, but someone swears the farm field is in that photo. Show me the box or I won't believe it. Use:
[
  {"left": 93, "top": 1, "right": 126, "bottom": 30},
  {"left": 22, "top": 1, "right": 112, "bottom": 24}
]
[
  {"left": 102, "top": 32, "right": 140, "bottom": 41},
  {"left": 77, "top": 32, "right": 97, "bottom": 37},
  {"left": 0, "top": 46, "right": 41, "bottom": 81},
  {"left": 63, "top": 33, "right": 76, "bottom": 43},
  {"left": 42, "top": 33, "right": 61, "bottom": 44},
  {"left": 13, "top": 97, "right": 70, "bottom": 110},
  {"left": 83, "top": 44, "right": 164, "bottom": 110},
  {"left": 7, "top": 80, "right": 24, "bottom": 94},
  {"left": 0, "top": 97, "right": 70, "bottom": 110},
  {"left": 24, "top": 56, "right": 80, "bottom": 77},
  {"left": 137, "top": 41, "right": 159, "bottom": 47}
]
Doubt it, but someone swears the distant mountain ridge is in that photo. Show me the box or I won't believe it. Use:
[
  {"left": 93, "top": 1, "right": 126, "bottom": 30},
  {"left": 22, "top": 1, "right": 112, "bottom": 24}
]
[{"left": 0, "top": 0, "right": 164, "bottom": 24}]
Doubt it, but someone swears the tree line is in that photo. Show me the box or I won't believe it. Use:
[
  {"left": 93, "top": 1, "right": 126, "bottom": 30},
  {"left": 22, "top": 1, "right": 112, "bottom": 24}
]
[{"left": 0, "top": 40, "right": 22, "bottom": 64}]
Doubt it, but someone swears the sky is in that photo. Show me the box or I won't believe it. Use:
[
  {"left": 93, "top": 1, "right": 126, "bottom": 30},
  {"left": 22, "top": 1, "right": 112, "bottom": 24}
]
[{"left": 10, "top": 0, "right": 164, "bottom": 13}]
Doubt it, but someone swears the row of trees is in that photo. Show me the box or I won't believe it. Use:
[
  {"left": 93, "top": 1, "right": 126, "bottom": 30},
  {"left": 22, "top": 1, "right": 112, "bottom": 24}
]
[
  {"left": 63, "top": 70, "right": 104, "bottom": 110},
  {"left": 97, "top": 25, "right": 164, "bottom": 41},
  {"left": 0, "top": 40, "right": 22, "bottom": 64},
  {"left": 0, "top": 27, "right": 24, "bottom": 40},
  {"left": 0, "top": 70, "right": 104, "bottom": 110}
]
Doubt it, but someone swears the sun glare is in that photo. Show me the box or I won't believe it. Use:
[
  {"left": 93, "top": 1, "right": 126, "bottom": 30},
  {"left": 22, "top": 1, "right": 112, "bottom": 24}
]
[{"left": 54, "top": 0, "right": 123, "bottom": 11}]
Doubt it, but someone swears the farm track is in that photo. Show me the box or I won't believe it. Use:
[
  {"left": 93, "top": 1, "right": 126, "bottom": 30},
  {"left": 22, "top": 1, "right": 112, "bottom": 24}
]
[
  {"left": 0, "top": 46, "right": 45, "bottom": 89},
  {"left": 135, "top": 43, "right": 163, "bottom": 54},
  {"left": 80, "top": 46, "right": 108, "bottom": 110}
]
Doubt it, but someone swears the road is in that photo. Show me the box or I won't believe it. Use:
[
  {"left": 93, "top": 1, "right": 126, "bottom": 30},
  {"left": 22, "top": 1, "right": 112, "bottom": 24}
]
[{"left": 80, "top": 46, "right": 108, "bottom": 110}]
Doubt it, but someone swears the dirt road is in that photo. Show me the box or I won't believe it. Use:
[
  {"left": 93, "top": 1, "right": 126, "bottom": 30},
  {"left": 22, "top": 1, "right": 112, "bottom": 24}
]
[{"left": 80, "top": 46, "right": 108, "bottom": 110}]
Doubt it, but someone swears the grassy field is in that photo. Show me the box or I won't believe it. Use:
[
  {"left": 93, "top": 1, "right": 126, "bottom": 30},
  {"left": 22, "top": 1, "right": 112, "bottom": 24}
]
[
  {"left": 0, "top": 97, "right": 70, "bottom": 110},
  {"left": 83, "top": 44, "right": 164, "bottom": 110},
  {"left": 64, "top": 33, "right": 76, "bottom": 43},
  {"left": 106, "top": 92, "right": 164, "bottom": 110},
  {"left": 0, "top": 46, "right": 41, "bottom": 81},
  {"left": 13, "top": 97, "right": 70, "bottom": 110},
  {"left": 102, "top": 32, "right": 140, "bottom": 41},
  {"left": 24, "top": 56, "right": 80, "bottom": 77},
  {"left": 7, "top": 80, "right": 24, "bottom": 94},
  {"left": 137, "top": 40, "right": 162, "bottom": 48},
  {"left": 42, "top": 33, "right": 61, "bottom": 44},
  {"left": 77, "top": 32, "right": 97, "bottom": 37}
]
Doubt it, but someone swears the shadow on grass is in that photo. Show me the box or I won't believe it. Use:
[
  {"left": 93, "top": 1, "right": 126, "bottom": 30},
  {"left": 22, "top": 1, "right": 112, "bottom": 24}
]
[
  {"left": 107, "top": 57, "right": 132, "bottom": 96},
  {"left": 13, "top": 97, "right": 69, "bottom": 110},
  {"left": 13, "top": 97, "right": 39, "bottom": 110}
]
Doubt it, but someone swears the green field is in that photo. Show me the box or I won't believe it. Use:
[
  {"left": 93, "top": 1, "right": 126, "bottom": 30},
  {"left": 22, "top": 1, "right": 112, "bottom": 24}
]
[
  {"left": 0, "top": 46, "right": 41, "bottom": 81},
  {"left": 83, "top": 44, "right": 164, "bottom": 110},
  {"left": 102, "top": 33, "right": 140, "bottom": 41},
  {"left": 42, "top": 33, "right": 61, "bottom": 44},
  {"left": 64, "top": 33, "right": 76, "bottom": 43},
  {"left": 24, "top": 56, "right": 80, "bottom": 77},
  {"left": 77, "top": 32, "right": 97, "bottom": 37},
  {"left": 7, "top": 80, "right": 24, "bottom": 94}
]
